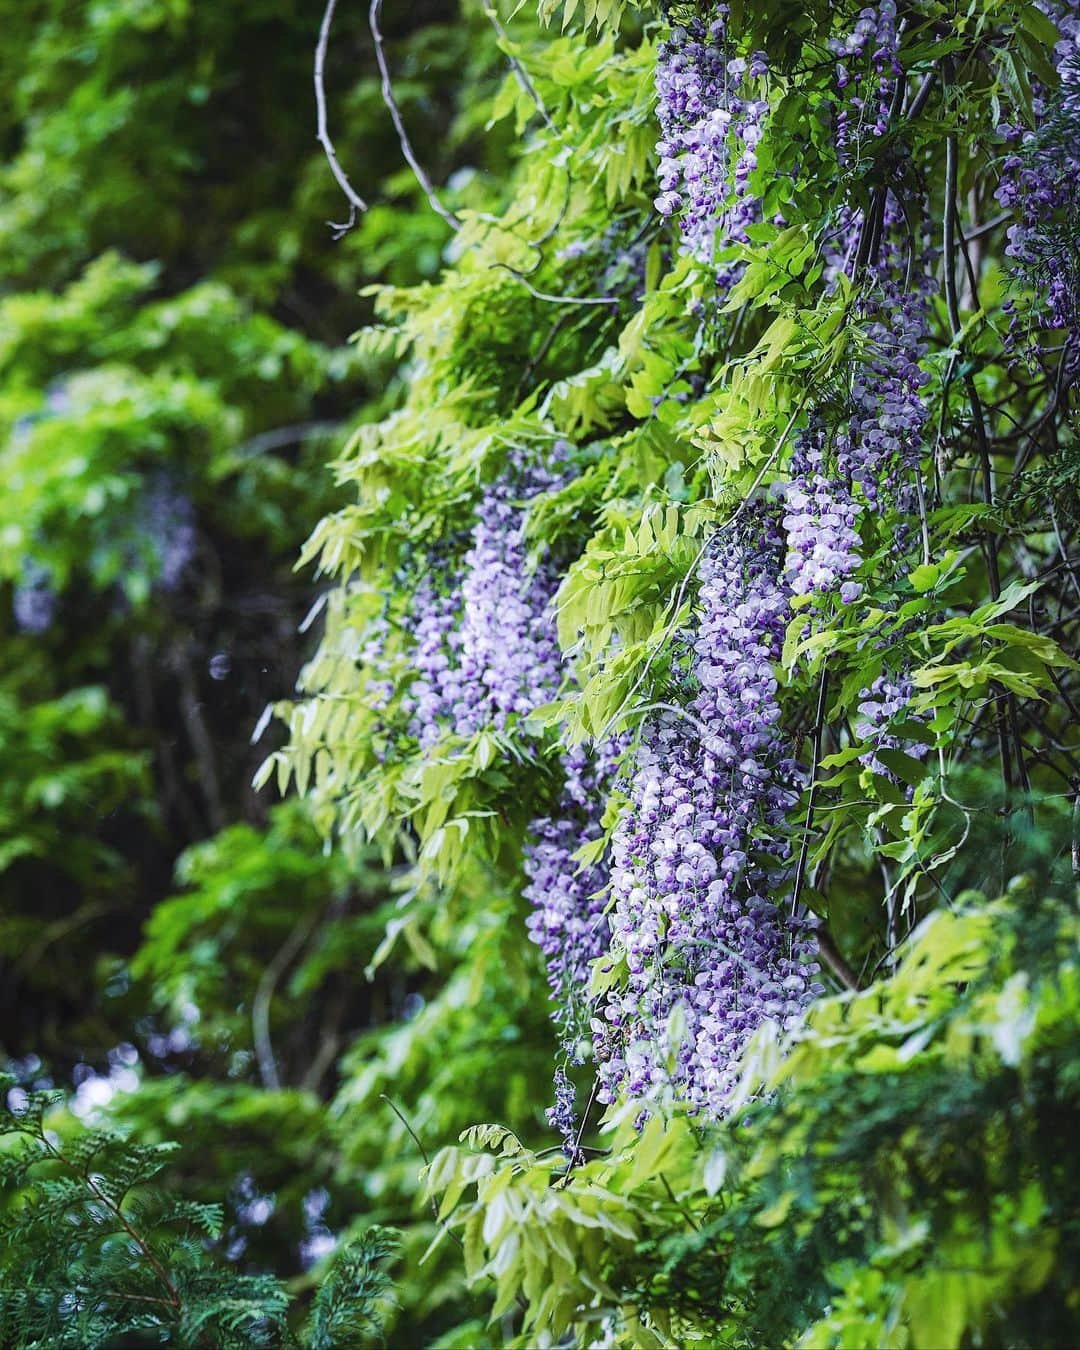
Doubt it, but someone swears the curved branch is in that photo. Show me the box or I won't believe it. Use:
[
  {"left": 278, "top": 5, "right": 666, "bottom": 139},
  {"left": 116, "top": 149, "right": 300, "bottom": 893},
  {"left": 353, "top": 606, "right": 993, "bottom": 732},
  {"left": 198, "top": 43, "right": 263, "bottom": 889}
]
[
  {"left": 484, "top": 6, "right": 556, "bottom": 134},
  {"left": 790, "top": 665, "right": 829, "bottom": 919},
  {"left": 229, "top": 420, "right": 340, "bottom": 461},
  {"left": 314, "top": 0, "right": 369, "bottom": 239},
  {"left": 815, "top": 926, "right": 861, "bottom": 992},
  {"left": 253, "top": 907, "right": 323, "bottom": 1090},
  {"left": 491, "top": 261, "right": 618, "bottom": 306},
  {"left": 369, "top": 0, "right": 461, "bottom": 230},
  {"left": 380, "top": 1095, "right": 465, "bottom": 1249}
]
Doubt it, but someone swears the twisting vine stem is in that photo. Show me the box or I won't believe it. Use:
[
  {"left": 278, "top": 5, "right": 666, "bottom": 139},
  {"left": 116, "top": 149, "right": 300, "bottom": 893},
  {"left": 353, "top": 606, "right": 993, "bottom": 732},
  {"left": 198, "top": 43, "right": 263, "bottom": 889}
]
[
  {"left": 369, "top": 0, "right": 461, "bottom": 230},
  {"left": 314, "top": 0, "right": 369, "bottom": 238}
]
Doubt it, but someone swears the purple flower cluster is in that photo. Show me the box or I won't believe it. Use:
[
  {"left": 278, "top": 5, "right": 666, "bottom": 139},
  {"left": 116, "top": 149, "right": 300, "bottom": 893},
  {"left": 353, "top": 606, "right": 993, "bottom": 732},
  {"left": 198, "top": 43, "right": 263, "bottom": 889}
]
[
  {"left": 781, "top": 429, "right": 864, "bottom": 604},
  {"left": 12, "top": 558, "right": 56, "bottom": 635},
  {"left": 847, "top": 284, "right": 932, "bottom": 507},
  {"left": 525, "top": 739, "right": 624, "bottom": 1049},
  {"left": 855, "top": 673, "right": 928, "bottom": 777},
  {"left": 140, "top": 478, "right": 197, "bottom": 591},
  {"left": 547, "top": 1066, "right": 582, "bottom": 1163},
  {"left": 995, "top": 9, "right": 1080, "bottom": 341},
  {"left": 593, "top": 516, "right": 820, "bottom": 1117},
  {"left": 830, "top": 2, "right": 901, "bottom": 160},
  {"left": 782, "top": 280, "right": 930, "bottom": 601},
  {"left": 391, "top": 446, "right": 635, "bottom": 1144},
  {"left": 405, "top": 560, "right": 468, "bottom": 750},
  {"left": 820, "top": 203, "right": 866, "bottom": 290},
  {"left": 403, "top": 455, "right": 566, "bottom": 748},
  {"left": 454, "top": 480, "right": 563, "bottom": 737},
  {"left": 654, "top": 12, "right": 767, "bottom": 273}
]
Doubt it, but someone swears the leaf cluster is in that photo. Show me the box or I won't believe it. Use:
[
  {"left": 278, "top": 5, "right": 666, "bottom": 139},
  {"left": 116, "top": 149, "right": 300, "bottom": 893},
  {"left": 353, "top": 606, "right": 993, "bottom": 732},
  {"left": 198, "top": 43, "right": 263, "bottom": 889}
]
[{"left": 0, "top": 1081, "right": 402, "bottom": 1349}]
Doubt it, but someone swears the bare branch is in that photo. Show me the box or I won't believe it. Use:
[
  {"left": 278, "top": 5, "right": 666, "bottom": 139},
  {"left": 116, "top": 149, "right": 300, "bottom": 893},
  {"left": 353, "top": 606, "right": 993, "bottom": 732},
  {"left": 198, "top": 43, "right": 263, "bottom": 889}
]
[
  {"left": 1073, "top": 792, "right": 1080, "bottom": 885},
  {"left": 491, "top": 261, "right": 618, "bottom": 306},
  {"left": 314, "top": 0, "right": 369, "bottom": 239},
  {"left": 484, "top": 6, "right": 557, "bottom": 134},
  {"left": 790, "top": 664, "right": 829, "bottom": 919},
  {"left": 815, "top": 925, "right": 862, "bottom": 993},
  {"left": 369, "top": 0, "right": 461, "bottom": 231},
  {"left": 253, "top": 907, "right": 322, "bottom": 1091},
  {"left": 379, "top": 1095, "right": 465, "bottom": 1248},
  {"left": 174, "top": 644, "right": 226, "bottom": 833},
  {"left": 228, "top": 420, "right": 340, "bottom": 461}
]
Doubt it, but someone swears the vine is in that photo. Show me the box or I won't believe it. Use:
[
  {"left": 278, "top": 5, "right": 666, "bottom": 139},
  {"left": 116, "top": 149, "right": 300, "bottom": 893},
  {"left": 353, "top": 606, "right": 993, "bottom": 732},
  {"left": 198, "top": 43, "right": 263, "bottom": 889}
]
[{"left": 270, "top": 0, "right": 1080, "bottom": 1341}]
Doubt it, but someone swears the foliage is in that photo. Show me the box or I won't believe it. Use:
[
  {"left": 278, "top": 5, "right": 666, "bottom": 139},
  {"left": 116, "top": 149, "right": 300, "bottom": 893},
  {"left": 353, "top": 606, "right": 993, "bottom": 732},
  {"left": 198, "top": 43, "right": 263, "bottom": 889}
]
[
  {"left": 2, "top": 0, "right": 1079, "bottom": 1344},
  {"left": 0, "top": 0, "right": 540, "bottom": 1342},
  {"left": 304, "top": 1226, "right": 399, "bottom": 1350},
  {"left": 265, "top": 0, "right": 1080, "bottom": 1342},
  {"left": 0, "top": 0, "right": 513, "bottom": 1070},
  {"left": 0, "top": 1080, "right": 398, "bottom": 1348},
  {"left": 425, "top": 855, "right": 1078, "bottom": 1347}
]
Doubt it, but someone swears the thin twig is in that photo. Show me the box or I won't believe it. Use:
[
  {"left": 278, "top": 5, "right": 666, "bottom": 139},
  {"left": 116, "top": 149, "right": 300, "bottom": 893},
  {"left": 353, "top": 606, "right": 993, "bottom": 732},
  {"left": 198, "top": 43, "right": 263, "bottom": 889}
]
[
  {"left": 943, "top": 132, "right": 999, "bottom": 595},
  {"left": 484, "top": 5, "right": 572, "bottom": 253},
  {"left": 791, "top": 665, "right": 829, "bottom": 918},
  {"left": 314, "top": 0, "right": 369, "bottom": 238},
  {"left": 1049, "top": 500, "right": 1080, "bottom": 602},
  {"left": 944, "top": 122, "right": 1014, "bottom": 795},
  {"left": 491, "top": 261, "right": 617, "bottom": 306},
  {"left": 953, "top": 197, "right": 982, "bottom": 312},
  {"left": 815, "top": 925, "right": 861, "bottom": 992},
  {"left": 1073, "top": 792, "right": 1080, "bottom": 884},
  {"left": 229, "top": 421, "right": 340, "bottom": 461},
  {"left": 568, "top": 1075, "right": 600, "bottom": 1173},
  {"left": 914, "top": 458, "right": 932, "bottom": 567},
  {"left": 104, "top": 1291, "right": 180, "bottom": 1308},
  {"left": 485, "top": 6, "right": 556, "bottom": 133},
  {"left": 369, "top": 0, "right": 461, "bottom": 230},
  {"left": 905, "top": 68, "right": 937, "bottom": 121},
  {"left": 962, "top": 211, "right": 1010, "bottom": 244},
  {"left": 513, "top": 309, "right": 573, "bottom": 402},
  {"left": 660, "top": 1171, "right": 701, "bottom": 1230},
  {"left": 379, "top": 1093, "right": 431, "bottom": 1165},
  {"left": 380, "top": 1094, "right": 464, "bottom": 1248},
  {"left": 1001, "top": 342, "right": 1072, "bottom": 495},
  {"left": 253, "top": 907, "right": 322, "bottom": 1090}
]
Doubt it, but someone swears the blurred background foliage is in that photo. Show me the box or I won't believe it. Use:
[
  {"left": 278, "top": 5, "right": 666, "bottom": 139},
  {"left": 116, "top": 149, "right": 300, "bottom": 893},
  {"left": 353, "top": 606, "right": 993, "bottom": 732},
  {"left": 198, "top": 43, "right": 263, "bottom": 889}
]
[
  {"left": 0, "top": 0, "right": 555, "bottom": 1341},
  {"left": 2, "top": 0, "right": 1077, "bottom": 1346}
]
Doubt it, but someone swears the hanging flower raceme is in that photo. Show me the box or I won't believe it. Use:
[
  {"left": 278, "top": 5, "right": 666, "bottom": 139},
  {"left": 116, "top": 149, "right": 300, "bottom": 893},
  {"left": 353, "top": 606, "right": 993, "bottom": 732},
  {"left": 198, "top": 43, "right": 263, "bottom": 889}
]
[
  {"left": 654, "top": 13, "right": 768, "bottom": 278},
  {"left": 593, "top": 513, "right": 821, "bottom": 1118},
  {"left": 782, "top": 428, "right": 865, "bottom": 604},
  {"left": 782, "top": 276, "right": 931, "bottom": 602},
  {"left": 524, "top": 740, "right": 623, "bottom": 1054},
  {"left": 830, "top": 1, "right": 902, "bottom": 163},
  {"left": 404, "top": 558, "right": 464, "bottom": 750},
  {"left": 453, "top": 476, "right": 564, "bottom": 738},
  {"left": 996, "top": 8, "right": 1080, "bottom": 350},
  {"left": 402, "top": 453, "right": 567, "bottom": 750},
  {"left": 855, "top": 672, "right": 929, "bottom": 779},
  {"left": 525, "top": 737, "right": 625, "bottom": 1159},
  {"left": 395, "top": 445, "right": 628, "bottom": 1144}
]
